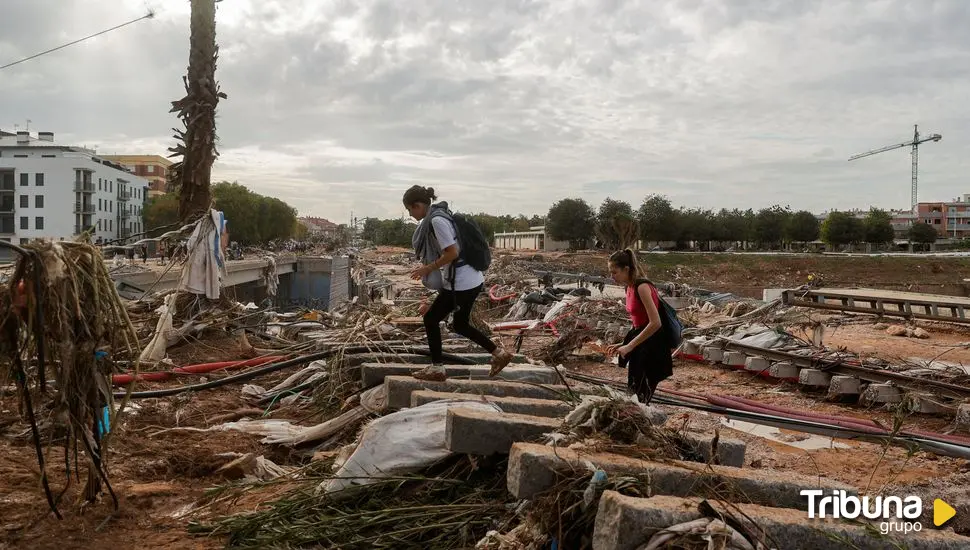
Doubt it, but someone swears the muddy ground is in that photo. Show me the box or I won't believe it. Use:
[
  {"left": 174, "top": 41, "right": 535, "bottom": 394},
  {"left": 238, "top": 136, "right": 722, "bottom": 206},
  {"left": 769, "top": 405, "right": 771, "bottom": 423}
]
[{"left": 4, "top": 250, "right": 970, "bottom": 548}]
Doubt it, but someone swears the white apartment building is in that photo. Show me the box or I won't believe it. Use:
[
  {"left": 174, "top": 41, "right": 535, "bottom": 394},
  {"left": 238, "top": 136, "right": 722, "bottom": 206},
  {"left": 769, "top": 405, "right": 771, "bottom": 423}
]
[{"left": 0, "top": 130, "right": 148, "bottom": 254}]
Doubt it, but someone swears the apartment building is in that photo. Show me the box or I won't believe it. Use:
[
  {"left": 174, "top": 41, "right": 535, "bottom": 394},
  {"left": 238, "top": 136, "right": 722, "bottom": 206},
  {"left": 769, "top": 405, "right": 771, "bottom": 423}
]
[
  {"left": 493, "top": 226, "right": 570, "bottom": 251},
  {"left": 0, "top": 130, "right": 148, "bottom": 255},
  {"left": 101, "top": 154, "right": 172, "bottom": 198}
]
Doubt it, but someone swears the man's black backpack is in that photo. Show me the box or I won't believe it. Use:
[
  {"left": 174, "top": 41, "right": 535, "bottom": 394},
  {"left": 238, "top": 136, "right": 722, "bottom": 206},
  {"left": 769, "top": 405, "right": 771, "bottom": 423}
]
[{"left": 432, "top": 212, "right": 491, "bottom": 272}]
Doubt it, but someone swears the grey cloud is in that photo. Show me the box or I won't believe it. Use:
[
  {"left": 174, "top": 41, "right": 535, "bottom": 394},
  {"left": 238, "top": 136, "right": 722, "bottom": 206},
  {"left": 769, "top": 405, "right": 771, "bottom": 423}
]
[{"left": 4, "top": 0, "right": 970, "bottom": 222}]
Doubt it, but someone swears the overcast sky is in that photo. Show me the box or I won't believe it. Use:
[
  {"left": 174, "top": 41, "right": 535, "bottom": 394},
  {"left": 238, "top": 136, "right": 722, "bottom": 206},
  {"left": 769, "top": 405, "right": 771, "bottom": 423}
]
[{"left": 2, "top": 0, "right": 970, "bottom": 222}]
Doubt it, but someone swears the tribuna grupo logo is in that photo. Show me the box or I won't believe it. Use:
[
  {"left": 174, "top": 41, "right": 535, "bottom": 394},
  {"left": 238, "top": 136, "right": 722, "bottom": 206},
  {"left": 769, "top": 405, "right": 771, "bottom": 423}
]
[{"left": 801, "top": 490, "right": 923, "bottom": 535}]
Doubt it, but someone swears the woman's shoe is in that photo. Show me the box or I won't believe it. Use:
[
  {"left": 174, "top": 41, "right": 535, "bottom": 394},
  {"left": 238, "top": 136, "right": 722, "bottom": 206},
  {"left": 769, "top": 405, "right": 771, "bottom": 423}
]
[
  {"left": 489, "top": 349, "right": 514, "bottom": 377},
  {"left": 413, "top": 364, "right": 447, "bottom": 382}
]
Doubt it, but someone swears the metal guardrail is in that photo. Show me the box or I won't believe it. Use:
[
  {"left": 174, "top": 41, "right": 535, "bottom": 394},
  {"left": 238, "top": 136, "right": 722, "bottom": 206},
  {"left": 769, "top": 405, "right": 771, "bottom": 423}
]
[{"left": 782, "top": 287, "right": 970, "bottom": 324}]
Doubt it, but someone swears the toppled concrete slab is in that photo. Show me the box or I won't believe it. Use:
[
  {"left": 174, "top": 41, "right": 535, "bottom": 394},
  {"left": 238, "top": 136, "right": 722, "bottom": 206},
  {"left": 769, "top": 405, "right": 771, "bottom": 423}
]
[
  {"left": 507, "top": 442, "right": 852, "bottom": 509},
  {"left": 446, "top": 408, "right": 561, "bottom": 455},
  {"left": 411, "top": 390, "right": 573, "bottom": 418},
  {"left": 593, "top": 492, "right": 970, "bottom": 550},
  {"left": 341, "top": 352, "right": 531, "bottom": 370},
  {"left": 384, "top": 376, "right": 569, "bottom": 410},
  {"left": 361, "top": 363, "right": 559, "bottom": 388},
  {"left": 659, "top": 432, "right": 746, "bottom": 468}
]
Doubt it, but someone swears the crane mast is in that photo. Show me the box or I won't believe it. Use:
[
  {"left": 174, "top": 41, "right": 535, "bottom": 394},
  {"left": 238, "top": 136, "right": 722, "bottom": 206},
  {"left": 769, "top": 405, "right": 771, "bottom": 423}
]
[{"left": 848, "top": 125, "right": 942, "bottom": 211}]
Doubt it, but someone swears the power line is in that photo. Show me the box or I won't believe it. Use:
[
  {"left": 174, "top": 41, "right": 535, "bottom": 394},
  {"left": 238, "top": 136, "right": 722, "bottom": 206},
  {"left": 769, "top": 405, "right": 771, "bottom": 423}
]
[{"left": 0, "top": 10, "right": 156, "bottom": 71}]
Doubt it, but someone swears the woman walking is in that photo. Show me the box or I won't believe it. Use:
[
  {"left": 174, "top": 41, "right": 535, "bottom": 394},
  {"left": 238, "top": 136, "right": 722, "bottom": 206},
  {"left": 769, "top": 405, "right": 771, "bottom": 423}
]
[
  {"left": 607, "top": 248, "right": 673, "bottom": 404},
  {"left": 404, "top": 185, "right": 513, "bottom": 381}
]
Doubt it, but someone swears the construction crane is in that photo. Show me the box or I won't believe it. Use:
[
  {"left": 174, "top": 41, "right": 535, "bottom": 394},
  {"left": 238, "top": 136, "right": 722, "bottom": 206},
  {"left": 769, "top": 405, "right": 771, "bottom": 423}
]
[{"left": 848, "top": 125, "right": 942, "bottom": 211}]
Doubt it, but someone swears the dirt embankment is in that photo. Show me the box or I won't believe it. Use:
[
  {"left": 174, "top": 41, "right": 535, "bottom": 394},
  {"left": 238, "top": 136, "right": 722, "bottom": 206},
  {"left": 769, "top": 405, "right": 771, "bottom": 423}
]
[{"left": 496, "top": 251, "right": 970, "bottom": 299}]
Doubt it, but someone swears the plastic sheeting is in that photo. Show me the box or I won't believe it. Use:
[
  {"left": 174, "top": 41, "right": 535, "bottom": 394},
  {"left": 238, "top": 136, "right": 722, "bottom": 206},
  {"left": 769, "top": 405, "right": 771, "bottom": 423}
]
[
  {"left": 138, "top": 293, "right": 177, "bottom": 363},
  {"left": 319, "top": 399, "right": 502, "bottom": 495},
  {"left": 178, "top": 209, "right": 227, "bottom": 300}
]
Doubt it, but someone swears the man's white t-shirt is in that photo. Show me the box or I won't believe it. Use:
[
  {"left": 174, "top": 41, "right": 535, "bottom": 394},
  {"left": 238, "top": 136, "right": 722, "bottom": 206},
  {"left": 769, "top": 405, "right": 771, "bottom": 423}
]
[{"left": 431, "top": 215, "right": 485, "bottom": 291}]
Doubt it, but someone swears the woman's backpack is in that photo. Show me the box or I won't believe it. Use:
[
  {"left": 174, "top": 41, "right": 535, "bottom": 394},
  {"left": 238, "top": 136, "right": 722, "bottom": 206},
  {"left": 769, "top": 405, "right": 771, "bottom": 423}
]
[{"left": 635, "top": 279, "right": 684, "bottom": 350}]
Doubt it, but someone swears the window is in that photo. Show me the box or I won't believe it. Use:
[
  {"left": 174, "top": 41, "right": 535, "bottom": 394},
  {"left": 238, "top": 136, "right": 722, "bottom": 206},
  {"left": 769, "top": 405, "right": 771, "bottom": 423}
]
[
  {"left": 20, "top": 173, "right": 28, "bottom": 186},
  {"left": 19, "top": 238, "right": 29, "bottom": 245},
  {"left": 99, "top": 179, "right": 102, "bottom": 191},
  {"left": 41, "top": 154, "right": 56, "bottom": 158},
  {"left": 35, "top": 174, "right": 44, "bottom": 186},
  {"left": 1, "top": 172, "right": 14, "bottom": 190},
  {"left": 35, "top": 217, "right": 43, "bottom": 230},
  {"left": 148, "top": 165, "right": 155, "bottom": 174},
  {"left": 13, "top": 154, "right": 27, "bottom": 158},
  {"left": 20, "top": 195, "right": 28, "bottom": 208},
  {"left": 99, "top": 198, "right": 102, "bottom": 211},
  {"left": 20, "top": 216, "right": 28, "bottom": 230},
  {"left": 109, "top": 220, "right": 112, "bottom": 231},
  {"left": 109, "top": 181, "right": 113, "bottom": 193},
  {"left": 35, "top": 195, "right": 43, "bottom": 208}
]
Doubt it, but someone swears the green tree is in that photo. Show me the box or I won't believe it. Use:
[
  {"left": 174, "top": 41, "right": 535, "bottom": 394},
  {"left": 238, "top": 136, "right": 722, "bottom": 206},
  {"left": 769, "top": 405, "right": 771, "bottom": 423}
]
[
  {"left": 596, "top": 198, "right": 636, "bottom": 249},
  {"left": 753, "top": 205, "right": 792, "bottom": 249},
  {"left": 546, "top": 198, "right": 595, "bottom": 249},
  {"left": 637, "top": 194, "right": 679, "bottom": 245},
  {"left": 211, "top": 181, "right": 298, "bottom": 244},
  {"left": 142, "top": 193, "right": 180, "bottom": 237},
  {"left": 909, "top": 222, "right": 938, "bottom": 245},
  {"left": 676, "top": 208, "right": 714, "bottom": 249},
  {"left": 821, "top": 211, "right": 865, "bottom": 248},
  {"left": 712, "top": 209, "right": 750, "bottom": 245},
  {"left": 786, "top": 210, "right": 820, "bottom": 245},
  {"left": 863, "top": 208, "right": 895, "bottom": 246}
]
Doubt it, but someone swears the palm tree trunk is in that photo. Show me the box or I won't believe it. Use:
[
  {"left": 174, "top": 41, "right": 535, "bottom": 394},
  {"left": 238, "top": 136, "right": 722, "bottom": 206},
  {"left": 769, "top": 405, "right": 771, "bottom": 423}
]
[{"left": 169, "top": 0, "right": 226, "bottom": 222}]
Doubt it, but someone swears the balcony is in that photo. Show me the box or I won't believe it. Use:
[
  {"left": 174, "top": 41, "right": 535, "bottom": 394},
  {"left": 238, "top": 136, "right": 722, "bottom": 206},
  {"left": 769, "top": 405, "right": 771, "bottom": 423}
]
[
  {"left": 74, "top": 202, "right": 96, "bottom": 215},
  {"left": 74, "top": 225, "right": 95, "bottom": 235},
  {"left": 119, "top": 209, "right": 130, "bottom": 221},
  {"left": 74, "top": 182, "right": 96, "bottom": 194},
  {"left": 117, "top": 189, "right": 131, "bottom": 201}
]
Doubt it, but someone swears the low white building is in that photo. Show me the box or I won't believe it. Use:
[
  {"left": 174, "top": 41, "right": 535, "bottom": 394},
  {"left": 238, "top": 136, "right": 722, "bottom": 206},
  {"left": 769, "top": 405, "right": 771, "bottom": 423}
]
[
  {"left": 493, "top": 226, "right": 570, "bottom": 251},
  {"left": 0, "top": 130, "right": 149, "bottom": 255}
]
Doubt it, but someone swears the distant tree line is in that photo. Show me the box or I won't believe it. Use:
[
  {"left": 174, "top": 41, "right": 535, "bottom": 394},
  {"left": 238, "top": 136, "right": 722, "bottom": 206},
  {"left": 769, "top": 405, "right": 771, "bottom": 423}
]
[
  {"left": 543, "top": 195, "right": 938, "bottom": 251},
  {"left": 142, "top": 181, "right": 300, "bottom": 244},
  {"left": 360, "top": 213, "right": 546, "bottom": 247}
]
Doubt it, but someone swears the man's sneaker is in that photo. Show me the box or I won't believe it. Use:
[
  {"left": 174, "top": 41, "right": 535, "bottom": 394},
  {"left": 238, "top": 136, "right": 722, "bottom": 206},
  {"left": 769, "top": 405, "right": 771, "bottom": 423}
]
[
  {"left": 413, "top": 364, "right": 447, "bottom": 382},
  {"left": 489, "top": 350, "right": 514, "bottom": 377}
]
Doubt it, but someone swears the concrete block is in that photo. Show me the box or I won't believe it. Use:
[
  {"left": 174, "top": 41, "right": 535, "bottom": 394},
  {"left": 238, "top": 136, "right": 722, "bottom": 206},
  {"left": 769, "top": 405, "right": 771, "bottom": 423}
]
[
  {"left": 798, "top": 368, "right": 832, "bottom": 388},
  {"left": 446, "top": 408, "right": 561, "bottom": 455},
  {"left": 762, "top": 288, "right": 786, "bottom": 302},
  {"left": 701, "top": 347, "right": 724, "bottom": 362},
  {"left": 384, "top": 376, "right": 569, "bottom": 410},
  {"left": 861, "top": 383, "right": 903, "bottom": 405},
  {"left": 411, "top": 391, "right": 573, "bottom": 418},
  {"left": 507, "top": 442, "right": 853, "bottom": 509},
  {"left": 681, "top": 340, "right": 701, "bottom": 355},
  {"left": 743, "top": 356, "right": 771, "bottom": 374},
  {"left": 341, "top": 352, "right": 530, "bottom": 369},
  {"left": 827, "top": 375, "right": 862, "bottom": 397},
  {"left": 721, "top": 351, "right": 747, "bottom": 367},
  {"left": 956, "top": 403, "right": 970, "bottom": 428},
  {"left": 593, "top": 492, "right": 970, "bottom": 550},
  {"left": 768, "top": 361, "right": 799, "bottom": 380},
  {"left": 639, "top": 432, "right": 745, "bottom": 468},
  {"left": 361, "top": 363, "right": 560, "bottom": 388},
  {"left": 905, "top": 395, "right": 953, "bottom": 415}
]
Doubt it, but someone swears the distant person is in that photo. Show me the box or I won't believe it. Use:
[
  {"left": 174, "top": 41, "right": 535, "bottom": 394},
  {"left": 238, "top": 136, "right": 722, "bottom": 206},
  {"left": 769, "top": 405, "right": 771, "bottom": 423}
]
[
  {"left": 606, "top": 248, "right": 673, "bottom": 404},
  {"left": 404, "top": 185, "right": 513, "bottom": 381},
  {"left": 141, "top": 245, "right": 148, "bottom": 264}
]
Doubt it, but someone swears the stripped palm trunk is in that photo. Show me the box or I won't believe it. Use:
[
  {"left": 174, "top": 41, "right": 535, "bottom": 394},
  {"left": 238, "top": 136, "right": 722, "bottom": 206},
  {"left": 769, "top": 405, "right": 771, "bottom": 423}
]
[{"left": 170, "top": 0, "right": 226, "bottom": 222}]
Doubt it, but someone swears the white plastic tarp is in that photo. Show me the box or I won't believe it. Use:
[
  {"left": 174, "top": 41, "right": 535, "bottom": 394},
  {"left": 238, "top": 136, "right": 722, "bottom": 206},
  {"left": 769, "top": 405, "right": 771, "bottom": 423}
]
[
  {"left": 319, "top": 399, "right": 502, "bottom": 495},
  {"left": 178, "top": 209, "right": 226, "bottom": 300}
]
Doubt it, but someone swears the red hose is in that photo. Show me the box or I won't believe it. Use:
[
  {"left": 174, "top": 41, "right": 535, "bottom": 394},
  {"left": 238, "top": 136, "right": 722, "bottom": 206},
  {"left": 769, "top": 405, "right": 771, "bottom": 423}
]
[
  {"left": 112, "top": 355, "right": 286, "bottom": 386},
  {"left": 707, "top": 395, "right": 888, "bottom": 434},
  {"left": 713, "top": 394, "right": 881, "bottom": 428},
  {"left": 488, "top": 284, "right": 517, "bottom": 302}
]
